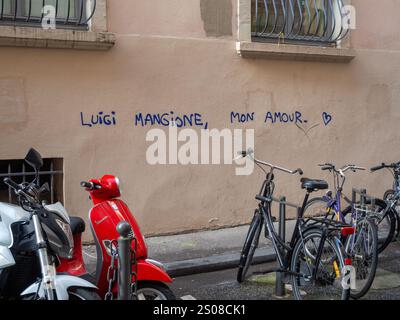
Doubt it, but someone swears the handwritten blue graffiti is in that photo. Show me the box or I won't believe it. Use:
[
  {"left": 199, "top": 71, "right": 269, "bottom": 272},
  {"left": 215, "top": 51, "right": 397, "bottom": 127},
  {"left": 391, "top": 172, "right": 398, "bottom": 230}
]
[
  {"left": 264, "top": 111, "right": 305, "bottom": 124},
  {"left": 322, "top": 112, "right": 332, "bottom": 126},
  {"left": 80, "top": 111, "right": 117, "bottom": 127},
  {"left": 230, "top": 112, "right": 255, "bottom": 123},
  {"left": 134, "top": 112, "right": 208, "bottom": 129}
]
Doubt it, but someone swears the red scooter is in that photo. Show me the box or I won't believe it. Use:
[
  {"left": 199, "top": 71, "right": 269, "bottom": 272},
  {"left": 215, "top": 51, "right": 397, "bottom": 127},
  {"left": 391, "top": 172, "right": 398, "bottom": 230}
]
[{"left": 56, "top": 174, "right": 175, "bottom": 300}]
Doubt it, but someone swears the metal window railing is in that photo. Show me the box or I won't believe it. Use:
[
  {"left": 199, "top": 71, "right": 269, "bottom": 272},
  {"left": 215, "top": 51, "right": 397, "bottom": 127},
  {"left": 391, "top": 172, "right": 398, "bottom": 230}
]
[
  {"left": 0, "top": 158, "right": 63, "bottom": 204},
  {"left": 252, "top": 0, "right": 350, "bottom": 45},
  {"left": 0, "top": 0, "right": 96, "bottom": 29}
]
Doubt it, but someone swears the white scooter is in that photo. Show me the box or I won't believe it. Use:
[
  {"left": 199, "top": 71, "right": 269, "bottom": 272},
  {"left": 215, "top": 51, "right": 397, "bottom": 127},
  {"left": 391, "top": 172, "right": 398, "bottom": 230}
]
[{"left": 0, "top": 148, "right": 99, "bottom": 300}]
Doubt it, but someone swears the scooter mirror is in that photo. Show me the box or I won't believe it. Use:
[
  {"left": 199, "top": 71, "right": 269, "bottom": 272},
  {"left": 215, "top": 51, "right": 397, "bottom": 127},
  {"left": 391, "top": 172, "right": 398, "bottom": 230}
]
[
  {"left": 25, "top": 148, "right": 43, "bottom": 172},
  {"left": 39, "top": 182, "right": 50, "bottom": 194}
]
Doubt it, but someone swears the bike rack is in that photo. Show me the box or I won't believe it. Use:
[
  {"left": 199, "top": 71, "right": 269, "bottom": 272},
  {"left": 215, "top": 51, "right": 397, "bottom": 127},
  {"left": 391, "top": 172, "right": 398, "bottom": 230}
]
[
  {"left": 256, "top": 195, "right": 301, "bottom": 298},
  {"left": 259, "top": 195, "right": 354, "bottom": 298},
  {"left": 116, "top": 221, "right": 133, "bottom": 300},
  {"left": 275, "top": 196, "right": 287, "bottom": 297},
  {"left": 352, "top": 188, "right": 378, "bottom": 215},
  {"left": 260, "top": 188, "right": 378, "bottom": 298}
]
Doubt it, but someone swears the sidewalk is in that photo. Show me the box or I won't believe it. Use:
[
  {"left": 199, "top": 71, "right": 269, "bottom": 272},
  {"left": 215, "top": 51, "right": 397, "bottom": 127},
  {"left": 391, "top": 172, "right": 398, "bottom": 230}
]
[{"left": 83, "top": 221, "right": 296, "bottom": 277}]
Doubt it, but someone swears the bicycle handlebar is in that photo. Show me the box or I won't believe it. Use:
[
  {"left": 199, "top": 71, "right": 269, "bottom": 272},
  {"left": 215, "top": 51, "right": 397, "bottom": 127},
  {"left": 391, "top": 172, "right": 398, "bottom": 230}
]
[
  {"left": 318, "top": 163, "right": 365, "bottom": 175},
  {"left": 370, "top": 164, "right": 385, "bottom": 172},
  {"left": 370, "top": 162, "right": 400, "bottom": 172},
  {"left": 341, "top": 165, "right": 366, "bottom": 173},
  {"left": 320, "top": 164, "right": 334, "bottom": 171},
  {"left": 237, "top": 149, "right": 303, "bottom": 175}
]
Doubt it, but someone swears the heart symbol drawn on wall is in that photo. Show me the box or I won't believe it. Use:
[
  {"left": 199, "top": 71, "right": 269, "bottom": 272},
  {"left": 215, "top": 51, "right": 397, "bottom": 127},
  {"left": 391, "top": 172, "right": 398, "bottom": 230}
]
[{"left": 322, "top": 112, "right": 332, "bottom": 126}]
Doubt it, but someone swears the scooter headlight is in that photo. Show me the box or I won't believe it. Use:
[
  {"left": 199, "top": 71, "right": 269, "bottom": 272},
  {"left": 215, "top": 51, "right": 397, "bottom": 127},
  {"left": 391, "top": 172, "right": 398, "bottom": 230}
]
[
  {"left": 115, "top": 176, "right": 122, "bottom": 195},
  {"left": 55, "top": 218, "right": 74, "bottom": 257}
]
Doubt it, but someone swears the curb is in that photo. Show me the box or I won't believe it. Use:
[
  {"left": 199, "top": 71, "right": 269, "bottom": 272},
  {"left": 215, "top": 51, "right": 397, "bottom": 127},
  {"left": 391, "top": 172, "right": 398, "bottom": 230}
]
[
  {"left": 165, "top": 238, "right": 391, "bottom": 277},
  {"left": 165, "top": 247, "right": 276, "bottom": 278}
]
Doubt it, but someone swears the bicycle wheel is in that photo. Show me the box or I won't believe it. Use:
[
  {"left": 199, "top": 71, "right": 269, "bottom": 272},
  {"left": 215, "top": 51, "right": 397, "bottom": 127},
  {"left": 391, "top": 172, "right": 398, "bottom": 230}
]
[
  {"left": 375, "top": 207, "right": 396, "bottom": 254},
  {"left": 291, "top": 228, "right": 347, "bottom": 300},
  {"left": 384, "top": 189, "right": 395, "bottom": 201},
  {"left": 304, "top": 197, "right": 335, "bottom": 221},
  {"left": 384, "top": 190, "right": 400, "bottom": 239},
  {"left": 237, "top": 210, "right": 263, "bottom": 283},
  {"left": 344, "top": 218, "right": 378, "bottom": 299},
  {"left": 343, "top": 198, "right": 395, "bottom": 254}
]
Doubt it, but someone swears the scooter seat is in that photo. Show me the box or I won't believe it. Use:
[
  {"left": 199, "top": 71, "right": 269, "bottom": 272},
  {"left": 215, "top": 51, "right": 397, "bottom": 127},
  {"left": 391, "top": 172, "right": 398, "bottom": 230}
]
[{"left": 70, "top": 216, "right": 86, "bottom": 235}]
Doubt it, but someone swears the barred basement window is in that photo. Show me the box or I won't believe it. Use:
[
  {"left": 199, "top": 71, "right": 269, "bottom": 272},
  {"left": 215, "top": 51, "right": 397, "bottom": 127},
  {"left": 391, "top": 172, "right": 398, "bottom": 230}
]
[
  {"left": 252, "top": 0, "right": 349, "bottom": 45},
  {"left": 0, "top": 0, "right": 96, "bottom": 29},
  {"left": 0, "top": 158, "right": 63, "bottom": 205}
]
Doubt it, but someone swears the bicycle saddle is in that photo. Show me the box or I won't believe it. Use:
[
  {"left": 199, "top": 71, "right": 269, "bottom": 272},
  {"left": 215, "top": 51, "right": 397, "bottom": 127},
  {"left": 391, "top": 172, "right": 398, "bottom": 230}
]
[{"left": 300, "top": 178, "right": 328, "bottom": 191}]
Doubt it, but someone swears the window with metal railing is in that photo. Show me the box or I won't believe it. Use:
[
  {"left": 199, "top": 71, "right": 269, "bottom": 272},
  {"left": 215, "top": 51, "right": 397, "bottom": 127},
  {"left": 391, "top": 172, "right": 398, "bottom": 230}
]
[
  {"left": 0, "top": 0, "right": 96, "bottom": 29},
  {"left": 252, "top": 0, "right": 350, "bottom": 45},
  {"left": 0, "top": 158, "right": 63, "bottom": 205}
]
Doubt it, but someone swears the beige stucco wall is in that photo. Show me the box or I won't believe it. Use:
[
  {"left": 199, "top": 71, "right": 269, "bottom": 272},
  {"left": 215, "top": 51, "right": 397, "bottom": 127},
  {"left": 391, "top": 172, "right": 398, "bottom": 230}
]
[{"left": 0, "top": 0, "right": 400, "bottom": 241}]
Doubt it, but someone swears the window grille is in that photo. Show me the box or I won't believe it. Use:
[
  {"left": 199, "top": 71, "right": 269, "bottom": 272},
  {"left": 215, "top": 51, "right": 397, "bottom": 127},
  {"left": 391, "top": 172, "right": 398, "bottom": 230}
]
[
  {"left": 0, "top": 0, "right": 96, "bottom": 29},
  {"left": 252, "top": 0, "right": 350, "bottom": 45},
  {"left": 0, "top": 158, "right": 63, "bottom": 205}
]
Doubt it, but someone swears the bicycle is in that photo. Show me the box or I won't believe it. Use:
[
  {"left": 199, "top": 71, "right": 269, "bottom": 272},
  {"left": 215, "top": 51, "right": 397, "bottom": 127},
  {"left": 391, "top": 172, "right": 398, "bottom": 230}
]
[
  {"left": 236, "top": 150, "right": 353, "bottom": 300},
  {"left": 371, "top": 162, "right": 400, "bottom": 241},
  {"left": 304, "top": 163, "right": 383, "bottom": 299}
]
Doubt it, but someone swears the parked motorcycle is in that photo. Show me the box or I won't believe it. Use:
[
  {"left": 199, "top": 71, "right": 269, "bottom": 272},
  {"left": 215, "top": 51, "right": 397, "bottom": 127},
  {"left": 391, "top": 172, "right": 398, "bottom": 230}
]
[
  {"left": 57, "top": 174, "right": 176, "bottom": 300},
  {"left": 0, "top": 148, "right": 100, "bottom": 300}
]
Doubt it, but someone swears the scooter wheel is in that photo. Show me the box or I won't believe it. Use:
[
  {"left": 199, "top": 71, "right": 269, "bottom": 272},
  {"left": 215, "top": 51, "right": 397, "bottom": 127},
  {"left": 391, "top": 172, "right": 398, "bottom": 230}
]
[
  {"left": 22, "top": 288, "right": 101, "bottom": 300},
  {"left": 136, "top": 281, "right": 176, "bottom": 300},
  {"left": 67, "top": 288, "right": 101, "bottom": 300}
]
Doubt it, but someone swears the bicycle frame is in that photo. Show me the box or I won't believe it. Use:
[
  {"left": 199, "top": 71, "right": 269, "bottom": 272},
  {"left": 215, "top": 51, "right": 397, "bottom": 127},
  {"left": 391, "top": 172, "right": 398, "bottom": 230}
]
[
  {"left": 257, "top": 171, "right": 334, "bottom": 280},
  {"left": 319, "top": 165, "right": 364, "bottom": 224},
  {"left": 318, "top": 168, "right": 375, "bottom": 256},
  {"left": 322, "top": 191, "right": 343, "bottom": 221},
  {"left": 386, "top": 167, "right": 400, "bottom": 205},
  {"left": 390, "top": 166, "right": 400, "bottom": 194},
  {"left": 237, "top": 149, "right": 350, "bottom": 291}
]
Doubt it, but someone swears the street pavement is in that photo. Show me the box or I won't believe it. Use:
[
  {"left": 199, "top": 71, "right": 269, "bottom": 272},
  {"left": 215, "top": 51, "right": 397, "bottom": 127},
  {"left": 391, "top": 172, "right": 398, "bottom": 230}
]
[
  {"left": 83, "top": 223, "right": 296, "bottom": 276},
  {"left": 171, "top": 242, "right": 400, "bottom": 300},
  {"left": 83, "top": 224, "right": 400, "bottom": 300}
]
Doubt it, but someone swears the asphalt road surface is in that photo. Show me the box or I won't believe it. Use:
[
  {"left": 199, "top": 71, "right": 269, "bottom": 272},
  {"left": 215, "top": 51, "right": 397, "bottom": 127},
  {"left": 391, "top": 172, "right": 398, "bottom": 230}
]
[{"left": 171, "top": 242, "right": 400, "bottom": 300}]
